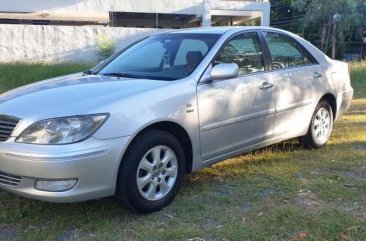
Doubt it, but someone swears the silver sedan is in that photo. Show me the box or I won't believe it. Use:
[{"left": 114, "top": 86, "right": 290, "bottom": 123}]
[{"left": 0, "top": 27, "right": 353, "bottom": 213}]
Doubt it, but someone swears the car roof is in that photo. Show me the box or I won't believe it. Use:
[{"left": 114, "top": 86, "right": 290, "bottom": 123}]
[
  {"left": 158, "top": 26, "right": 327, "bottom": 64},
  {"left": 165, "top": 26, "right": 289, "bottom": 35},
  {"left": 150, "top": 26, "right": 326, "bottom": 65}
]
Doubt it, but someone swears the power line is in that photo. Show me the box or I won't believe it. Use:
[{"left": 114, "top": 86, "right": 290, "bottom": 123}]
[
  {"left": 271, "top": 14, "right": 306, "bottom": 22},
  {"left": 270, "top": 16, "right": 316, "bottom": 27}
]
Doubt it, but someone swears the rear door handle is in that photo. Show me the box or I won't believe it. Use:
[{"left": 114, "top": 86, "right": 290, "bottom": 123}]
[
  {"left": 260, "top": 81, "right": 274, "bottom": 90},
  {"left": 313, "top": 72, "right": 322, "bottom": 78}
]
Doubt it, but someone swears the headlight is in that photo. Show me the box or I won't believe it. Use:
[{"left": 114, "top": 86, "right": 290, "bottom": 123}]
[{"left": 16, "top": 114, "right": 109, "bottom": 145}]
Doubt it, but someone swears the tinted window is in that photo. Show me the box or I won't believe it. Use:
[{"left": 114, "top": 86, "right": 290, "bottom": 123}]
[
  {"left": 99, "top": 34, "right": 220, "bottom": 80},
  {"left": 174, "top": 39, "right": 209, "bottom": 66},
  {"left": 263, "top": 31, "right": 317, "bottom": 70},
  {"left": 123, "top": 41, "right": 165, "bottom": 68},
  {"left": 215, "top": 32, "right": 265, "bottom": 75},
  {"left": 303, "top": 48, "right": 317, "bottom": 65}
]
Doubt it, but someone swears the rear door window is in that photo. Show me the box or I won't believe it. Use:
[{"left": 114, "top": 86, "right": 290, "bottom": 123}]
[{"left": 262, "top": 31, "right": 317, "bottom": 70}]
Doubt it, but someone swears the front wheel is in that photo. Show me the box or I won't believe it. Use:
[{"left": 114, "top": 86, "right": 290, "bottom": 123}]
[
  {"left": 116, "top": 130, "right": 185, "bottom": 213},
  {"left": 298, "top": 100, "right": 333, "bottom": 149}
]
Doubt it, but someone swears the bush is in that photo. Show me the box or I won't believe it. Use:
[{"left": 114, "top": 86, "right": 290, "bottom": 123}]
[{"left": 97, "top": 34, "right": 115, "bottom": 60}]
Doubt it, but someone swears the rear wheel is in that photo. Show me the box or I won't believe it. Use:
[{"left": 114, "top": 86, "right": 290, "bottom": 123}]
[
  {"left": 116, "top": 130, "right": 185, "bottom": 213},
  {"left": 298, "top": 100, "right": 333, "bottom": 149}
]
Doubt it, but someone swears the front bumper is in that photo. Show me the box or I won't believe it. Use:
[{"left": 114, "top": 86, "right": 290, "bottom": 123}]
[{"left": 0, "top": 136, "right": 130, "bottom": 202}]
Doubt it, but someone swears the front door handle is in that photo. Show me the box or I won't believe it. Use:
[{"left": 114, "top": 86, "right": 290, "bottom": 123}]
[
  {"left": 260, "top": 81, "right": 274, "bottom": 90},
  {"left": 313, "top": 72, "right": 322, "bottom": 78}
]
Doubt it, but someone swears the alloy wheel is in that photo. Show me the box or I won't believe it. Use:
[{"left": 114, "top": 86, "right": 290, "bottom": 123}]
[
  {"left": 136, "top": 145, "right": 178, "bottom": 201},
  {"left": 312, "top": 107, "right": 331, "bottom": 144}
]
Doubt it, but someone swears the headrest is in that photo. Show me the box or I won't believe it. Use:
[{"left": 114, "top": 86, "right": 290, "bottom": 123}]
[{"left": 186, "top": 51, "right": 203, "bottom": 65}]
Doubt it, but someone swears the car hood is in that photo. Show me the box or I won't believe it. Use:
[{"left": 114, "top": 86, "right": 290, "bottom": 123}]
[{"left": 0, "top": 73, "right": 168, "bottom": 119}]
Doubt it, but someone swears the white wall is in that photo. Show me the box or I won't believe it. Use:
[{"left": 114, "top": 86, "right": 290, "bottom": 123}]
[
  {"left": 0, "top": 0, "right": 270, "bottom": 63},
  {"left": 0, "top": 25, "right": 165, "bottom": 63}
]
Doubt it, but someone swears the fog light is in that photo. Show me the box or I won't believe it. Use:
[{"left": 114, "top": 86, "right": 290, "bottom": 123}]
[{"left": 35, "top": 179, "right": 78, "bottom": 192}]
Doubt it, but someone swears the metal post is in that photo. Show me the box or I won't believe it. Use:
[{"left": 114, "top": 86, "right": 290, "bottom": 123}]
[
  {"left": 331, "top": 22, "right": 337, "bottom": 59},
  {"left": 202, "top": 0, "right": 211, "bottom": 27},
  {"left": 331, "top": 13, "right": 341, "bottom": 59},
  {"left": 156, "top": 13, "right": 158, "bottom": 28}
]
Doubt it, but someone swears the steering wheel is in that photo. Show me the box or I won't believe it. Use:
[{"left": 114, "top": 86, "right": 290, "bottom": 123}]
[{"left": 272, "top": 62, "right": 285, "bottom": 70}]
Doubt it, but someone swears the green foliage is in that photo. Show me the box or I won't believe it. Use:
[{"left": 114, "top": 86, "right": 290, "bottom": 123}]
[
  {"left": 0, "top": 63, "right": 92, "bottom": 93},
  {"left": 270, "top": 0, "right": 305, "bottom": 33},
  {"left": 291, "top": 0, "right": 366, "bottom": 58},
  {"left": 97, "top": 33, "right": 115, "bottom": 60},
  {"left": 350, "top": 61, "right": 366, "bottom": 98}
]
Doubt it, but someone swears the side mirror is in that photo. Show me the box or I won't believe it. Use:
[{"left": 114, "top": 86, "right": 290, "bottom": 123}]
[{"left": 210, "top": 63, "right": 239, "bottom": 81}]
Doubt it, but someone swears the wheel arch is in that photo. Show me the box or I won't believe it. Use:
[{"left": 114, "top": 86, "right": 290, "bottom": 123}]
[
  {"left": 121, "top": 121, "right": 194, "bottom": 174},
  {"left": 319, "top": 93, "right": 337, "bottom": 120}
]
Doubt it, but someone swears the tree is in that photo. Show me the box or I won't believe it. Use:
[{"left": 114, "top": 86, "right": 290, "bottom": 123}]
[
  {"left": 270, "top": 0, "right": 305, "bottom": 33},
  {"left": 291, "top": 0, "right": 366, "bottom": 59}
]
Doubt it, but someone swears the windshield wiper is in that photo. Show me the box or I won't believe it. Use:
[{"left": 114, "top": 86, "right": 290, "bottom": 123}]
[
  {"left": 100, "top": 73, "right": 138, "bottom": 78},
  {"left": 83, "top": 70, "right": 97, "bottom": 75},
  {"left": 100, "top": 72, "right": 176, "bottom": 81}
]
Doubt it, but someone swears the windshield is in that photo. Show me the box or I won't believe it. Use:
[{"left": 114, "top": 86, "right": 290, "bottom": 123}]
[{"left": 98, "top": 33, "right": 221, "bottom": 81}]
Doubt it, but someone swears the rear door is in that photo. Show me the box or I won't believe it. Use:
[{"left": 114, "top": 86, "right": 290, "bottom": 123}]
[
  {"left": 261, "top": 31, "right": 323, "bottom": 137},
  {"left": 197, "top": 31, "right": 275, "bottom": 161}
]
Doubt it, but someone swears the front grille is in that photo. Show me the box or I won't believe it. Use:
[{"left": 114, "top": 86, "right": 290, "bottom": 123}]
[
  {"left": 0, "top": 115, "right": 20, "bottom": 142},
  {"left": 0, "top": 171, "right": 22, "bottom": 186}
]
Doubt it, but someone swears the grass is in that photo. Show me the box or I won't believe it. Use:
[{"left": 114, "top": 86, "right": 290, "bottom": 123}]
[
  {"left": 0, "top": 62, "right": 365, "bottom": 241},
  {"left": 0, "top": 63, "right": 92, "bottom": 94}
]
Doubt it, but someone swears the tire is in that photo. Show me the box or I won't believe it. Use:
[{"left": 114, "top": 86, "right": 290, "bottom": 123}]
[
  {"left": 298, "top": 100, "right": 333, "bottom": 149},
  {"left": 116, "top": 129, "right": 185, "bottom": 213}
]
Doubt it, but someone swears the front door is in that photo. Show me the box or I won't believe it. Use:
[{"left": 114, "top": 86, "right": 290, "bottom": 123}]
[{"left": 197, "top": 31, "right": 275, "bottom": 161}]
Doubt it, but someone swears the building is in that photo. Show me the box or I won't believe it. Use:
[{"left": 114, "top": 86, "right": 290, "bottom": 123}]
[
  {"left": 0, "top": 0, "right": 270, "bottom": 62},
  {"left": 0, "top": 0, "right": 270, "bottom": 27}
]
